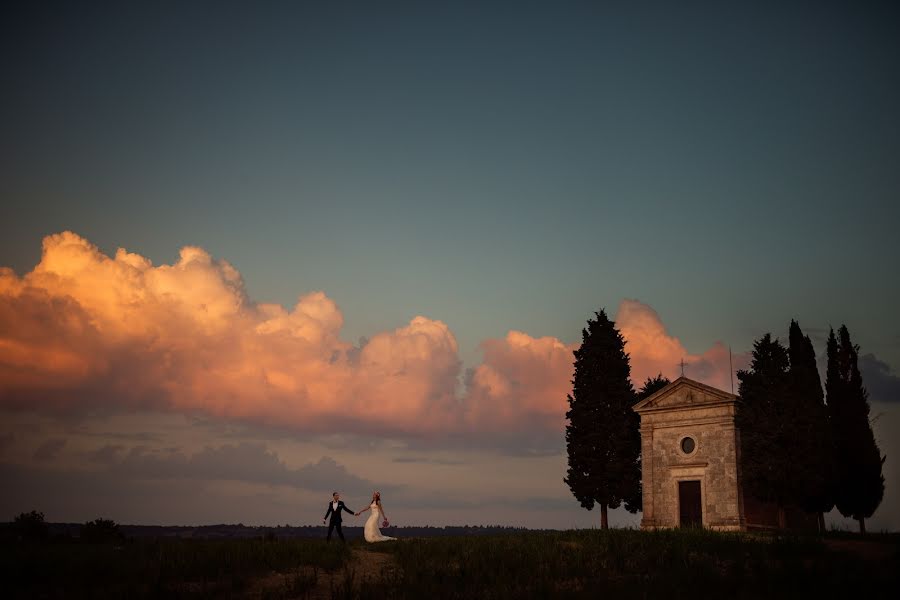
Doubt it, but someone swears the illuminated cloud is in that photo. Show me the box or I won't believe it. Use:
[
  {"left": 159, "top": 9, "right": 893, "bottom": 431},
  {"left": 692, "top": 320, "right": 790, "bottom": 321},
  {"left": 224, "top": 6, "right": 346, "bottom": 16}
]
[
  {"left": 616, "top": 298, "right": 748, "bottom": 391},
  {"left": 463, "top": 331, "right": 576, "bottom": 431},
  {"left": 0, "top": 233, "right": 748, "bottom": 436},
  {"left": 460, "top": 300, "right": 747, "bottom": 434},
  {"left": 0, "top": 232, "right": 457, "bottom": 433}
]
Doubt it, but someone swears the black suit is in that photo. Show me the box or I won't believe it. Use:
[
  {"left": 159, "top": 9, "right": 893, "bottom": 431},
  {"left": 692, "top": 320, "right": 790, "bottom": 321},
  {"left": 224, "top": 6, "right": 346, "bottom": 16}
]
[{"left": 324, "top": 500, "right": 354, "bottom": 542}]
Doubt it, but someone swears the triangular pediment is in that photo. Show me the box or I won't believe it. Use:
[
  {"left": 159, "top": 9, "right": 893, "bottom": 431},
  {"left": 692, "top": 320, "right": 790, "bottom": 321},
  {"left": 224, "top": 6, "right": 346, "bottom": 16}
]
[{"left": 632, "top": 377, "right": 736, "bottom": 412}]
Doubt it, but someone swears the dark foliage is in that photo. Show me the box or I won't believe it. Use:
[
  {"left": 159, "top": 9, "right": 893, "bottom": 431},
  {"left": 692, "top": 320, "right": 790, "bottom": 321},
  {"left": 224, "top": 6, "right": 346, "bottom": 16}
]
[
  {"left": 360, "top": 529, "right": 899, "bottom": 599},
  {"left": 27, "top": 522, "right": 537, "bottom": 541},
  {"left": 80, "top": 518, "right": 125, "bottom": 544},
  {"left": 3, "top": 536, "right": 350, "bottom": 598},
  {"left": 736, "top": 334, "right": 795, "bottom": 525},
  {"left": 565, "top": 310, "right": 640, "bottom": 527},
  {"left": 827, "top": 326, "right": 886, "bottom": 532},
  {"left": 4, "top": 530, "right": 898, "bottom": 599},
  {"left": 787, "top": 321, "right": 833, "bottom": 520},
  {"left": 637, "top": 374, "right": 671, "bottom": 400},
  {"left": 12, "top": 511, "right": 48, "bottom": 542}
]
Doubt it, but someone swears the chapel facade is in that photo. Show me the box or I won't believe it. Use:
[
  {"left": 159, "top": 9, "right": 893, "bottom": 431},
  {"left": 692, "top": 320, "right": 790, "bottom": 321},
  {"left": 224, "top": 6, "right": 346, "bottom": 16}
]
[{"left": 632, "top": 377, "right": 746, "bottom": 531}]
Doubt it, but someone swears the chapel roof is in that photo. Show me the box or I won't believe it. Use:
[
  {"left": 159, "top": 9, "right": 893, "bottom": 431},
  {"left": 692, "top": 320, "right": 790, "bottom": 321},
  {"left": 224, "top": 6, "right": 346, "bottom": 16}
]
[{"left": 631, "top": 376, "right": 737, "bottom": 413}]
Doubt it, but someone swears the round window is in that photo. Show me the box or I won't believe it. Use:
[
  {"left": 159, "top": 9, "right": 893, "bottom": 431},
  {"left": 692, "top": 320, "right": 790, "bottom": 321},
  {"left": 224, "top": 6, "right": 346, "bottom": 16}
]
[{"left": 681, "top": 437, "right": 696, "bottom": 454}]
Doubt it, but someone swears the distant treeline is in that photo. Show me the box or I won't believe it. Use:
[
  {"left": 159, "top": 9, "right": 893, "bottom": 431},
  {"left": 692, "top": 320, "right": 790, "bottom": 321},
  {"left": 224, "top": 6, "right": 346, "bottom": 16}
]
[{"left": 2, "top": 515, "right": 536, "bottom": 542}]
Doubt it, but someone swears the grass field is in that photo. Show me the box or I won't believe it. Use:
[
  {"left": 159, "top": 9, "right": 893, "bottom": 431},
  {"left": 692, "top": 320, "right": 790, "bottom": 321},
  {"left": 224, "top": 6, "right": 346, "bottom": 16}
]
[
  {"left": 357, "top": 529, "right": 899, "bottom": 599},
  {"left": 3, "top": 537, "right": 350, "bottom": 598},
  {"left": 4, "top": 529, "right": 898, "bottom": 598}
]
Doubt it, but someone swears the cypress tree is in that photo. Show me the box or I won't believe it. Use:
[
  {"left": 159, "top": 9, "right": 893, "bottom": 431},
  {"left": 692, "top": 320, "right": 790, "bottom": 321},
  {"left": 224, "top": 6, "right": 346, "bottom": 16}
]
[
  {"left": 827, "top": 325, "right": 886, "bottom": 533},
  {"left": 736, "top": 334, "right": 793, "bottom": 528},
  {"left": 787, "top": 320, "right": 832, "bottom": 532},
  {"left": 564, "top": 310, "right": 640, "bottom": 529}
]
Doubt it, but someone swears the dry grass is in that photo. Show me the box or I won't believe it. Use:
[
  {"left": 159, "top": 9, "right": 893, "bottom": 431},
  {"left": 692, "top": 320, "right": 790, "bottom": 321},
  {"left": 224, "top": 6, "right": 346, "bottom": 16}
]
[{"left": 4, "top": 529, "right": 898, "bottom": 599}]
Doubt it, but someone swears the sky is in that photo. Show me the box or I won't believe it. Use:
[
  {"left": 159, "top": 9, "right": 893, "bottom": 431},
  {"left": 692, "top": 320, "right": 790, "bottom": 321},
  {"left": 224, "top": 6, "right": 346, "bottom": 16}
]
[{"left": 1, "top": 1, "right": 899, "bottom": 530}]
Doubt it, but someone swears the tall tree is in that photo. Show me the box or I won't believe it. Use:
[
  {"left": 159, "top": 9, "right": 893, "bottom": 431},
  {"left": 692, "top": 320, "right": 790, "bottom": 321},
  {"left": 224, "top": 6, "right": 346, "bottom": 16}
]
[
  {"left": 565, "top": 310, "right": 640, "bottom": 529},
  {"left": 735, "top": 334, "right": 794, "bottom": 528},
  {"left": 827, "top": 326, "right": 886, "bottom": 533},
  {"left": 787, "top": 320, "right": 832, "bottom": 532}
]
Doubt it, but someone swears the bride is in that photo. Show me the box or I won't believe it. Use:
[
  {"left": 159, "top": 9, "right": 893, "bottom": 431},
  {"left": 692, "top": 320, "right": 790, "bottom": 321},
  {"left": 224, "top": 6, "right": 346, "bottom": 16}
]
[{"left": 355, "top": 491, "right": 396, "bottom": 542}]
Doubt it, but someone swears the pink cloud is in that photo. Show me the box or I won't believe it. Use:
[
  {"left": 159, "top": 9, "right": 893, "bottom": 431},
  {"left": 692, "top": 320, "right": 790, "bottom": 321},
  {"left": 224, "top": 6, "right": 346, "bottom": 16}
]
[
  {"left": 463, "top": 331, "right": 577, "bottom": 431},
  {"left": 617, "top": 298, "right": 749, "bottom": 392},
  {"left": 0, "top": 232, "right": 455, "bottom": 433},
  {"left": 460, "top": 301, "right": 746, "bottom": 433},
  {"left": 0, "top": 233, "right": 747, "bottom": 435}
]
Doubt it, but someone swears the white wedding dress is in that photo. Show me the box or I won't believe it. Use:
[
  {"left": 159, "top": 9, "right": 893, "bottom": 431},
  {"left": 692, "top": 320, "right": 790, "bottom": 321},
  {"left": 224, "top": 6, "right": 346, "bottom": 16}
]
[{"left": 364, "top": 501, "right": 396, "bottom": 542}]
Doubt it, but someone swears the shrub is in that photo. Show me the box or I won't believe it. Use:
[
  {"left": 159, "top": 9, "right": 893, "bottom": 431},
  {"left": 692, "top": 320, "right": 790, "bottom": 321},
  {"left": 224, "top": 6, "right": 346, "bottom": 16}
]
[
  {"left": 13, "top": 511, "right": 48, "bottom": 542},
  {"left": 80, "top": 518, "right": 124, "bottom": 544}
]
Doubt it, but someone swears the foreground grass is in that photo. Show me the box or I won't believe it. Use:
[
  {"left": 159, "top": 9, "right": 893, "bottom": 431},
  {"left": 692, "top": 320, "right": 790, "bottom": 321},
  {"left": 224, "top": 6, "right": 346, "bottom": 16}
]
[
  {"left": 3, "top": 537, "right": 350, "bottom": 598},
  {"left": 4, "top": 529, "right": 898, "bottom": 598},
  {"left": 358, "top": 529, "right": 899, "bottom": 599}
]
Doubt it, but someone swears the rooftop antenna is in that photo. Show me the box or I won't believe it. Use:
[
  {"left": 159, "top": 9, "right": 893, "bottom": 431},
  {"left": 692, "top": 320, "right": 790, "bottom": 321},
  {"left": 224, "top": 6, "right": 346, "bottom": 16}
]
[{"left": 729, "top": 346, "right": 734, "bottom": 394}]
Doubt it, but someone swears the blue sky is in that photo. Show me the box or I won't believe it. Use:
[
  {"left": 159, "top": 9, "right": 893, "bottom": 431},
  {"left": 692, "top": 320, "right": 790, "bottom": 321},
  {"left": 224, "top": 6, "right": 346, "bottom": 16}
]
[
  {"left": 1, "top": 1, "right": 898, "bottom": 528},
  {"left": 4, "top": 1, "right": 899, "bottom": 360}
]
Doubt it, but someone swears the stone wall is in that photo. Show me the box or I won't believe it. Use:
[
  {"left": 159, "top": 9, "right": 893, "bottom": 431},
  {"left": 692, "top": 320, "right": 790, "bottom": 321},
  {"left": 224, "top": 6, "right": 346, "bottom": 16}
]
[
  {"left": 636, "top": 379, "right": 745, "bottom": 531},
  {"left": 743, "top": 496, "right": 821, "bottom": 531}
]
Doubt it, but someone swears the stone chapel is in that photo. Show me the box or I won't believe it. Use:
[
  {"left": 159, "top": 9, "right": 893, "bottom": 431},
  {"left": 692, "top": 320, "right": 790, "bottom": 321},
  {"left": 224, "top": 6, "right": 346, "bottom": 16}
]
[
  {"left": 632, "top": 376, "right": 746, "bottom": 531},
  {"left": 632, "top": 376, "right": 818, "bottom": 531}
]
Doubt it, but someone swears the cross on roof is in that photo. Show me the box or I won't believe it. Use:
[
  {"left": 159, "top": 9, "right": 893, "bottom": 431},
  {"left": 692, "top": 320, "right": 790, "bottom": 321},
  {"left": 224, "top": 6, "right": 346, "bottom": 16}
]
[{"left": 679, "top": 358, "right": 686, "bottom": 377}]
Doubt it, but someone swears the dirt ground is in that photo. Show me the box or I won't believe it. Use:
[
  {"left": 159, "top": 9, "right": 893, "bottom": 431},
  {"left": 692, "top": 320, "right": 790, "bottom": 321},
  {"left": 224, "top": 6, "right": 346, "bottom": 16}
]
[
  {"left": 248, "top": 546, "right": 397, "bottom": 599},
  {"left": 243, "top": 537, "right": 896, "bottom": 599},
  {"left": 823, "top": 538, "right": 897, "bottom": 562}
]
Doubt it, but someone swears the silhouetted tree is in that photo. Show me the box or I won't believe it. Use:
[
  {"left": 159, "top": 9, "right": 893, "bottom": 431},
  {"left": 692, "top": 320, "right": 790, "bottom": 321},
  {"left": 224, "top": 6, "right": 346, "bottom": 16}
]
[
  {"left": 787, "top": 320, "right": 832, "bottom": 532},
  {"left": 736, "top": 334, "right": 794, "bottom": 528},
  {"left": 13, "top": 510, "right": 48, "bottom": 542},
  {"left": 80, "top": 518, "right": 124, "bottom": 543},
  {"left": 826, "top": 326, "right": 886, "bottom": 533},
  {"left": 565, "top": 310, "right": 640, "bottom": 529},
  {"left": 637, "top": 375, "right": 670, "bottom": 401}
]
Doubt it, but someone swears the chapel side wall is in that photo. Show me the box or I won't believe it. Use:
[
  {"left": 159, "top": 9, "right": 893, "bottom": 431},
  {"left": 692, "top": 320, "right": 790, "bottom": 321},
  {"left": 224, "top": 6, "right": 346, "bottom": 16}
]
[
  {"left": 743, "top": 496, "right": 820, "bottom": 531},
  {"left": 642, "top": 403, "right": 743, "bottom": 531}
]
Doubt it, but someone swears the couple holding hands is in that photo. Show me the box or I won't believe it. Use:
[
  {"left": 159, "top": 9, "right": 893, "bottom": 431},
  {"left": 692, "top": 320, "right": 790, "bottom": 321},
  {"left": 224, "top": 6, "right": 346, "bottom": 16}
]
[{"left": 324, "top": 491, "right": 396, "bottom": 543}]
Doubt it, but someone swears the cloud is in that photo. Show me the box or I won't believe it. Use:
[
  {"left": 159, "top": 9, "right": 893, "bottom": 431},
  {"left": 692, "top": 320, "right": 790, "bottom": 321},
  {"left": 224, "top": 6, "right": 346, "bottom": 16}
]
[
  {"left": 87, "top": 444, "right": 124, "bottom": 464},
  {"left": 33, "top": 438, "right": 66, "bottom": 460},
  {"left": 860, "top": 353, "right": 900, "bottom": 404},
  {"left": 616, "top": 299, "right": 749, "bottom": 392},
  {"left": 462, "top": 331, "right": 576, "bottom": 431},
  {"left": 5, "top": 440, "right": 384, "bottom": 521},
  {"left": 0, "top": 232, "right": 460, "bottom": 434},
  {"left": 1, "top": 232, "right": 764, "bottom": 438},
  {"left": 458, "top": 299, "right": 750, "bottom": 437},
  {"left": 106, "top": 442, "right": 383, "bottom": 496},
  {"left": 0, "top": 461, "right": 299, "bottom": 526},
  {"left": 0, "top": 458, "right": 637, "bottom": 528},
  {"left": 392, "top": 456, "right": 468, "bottom": 465}
]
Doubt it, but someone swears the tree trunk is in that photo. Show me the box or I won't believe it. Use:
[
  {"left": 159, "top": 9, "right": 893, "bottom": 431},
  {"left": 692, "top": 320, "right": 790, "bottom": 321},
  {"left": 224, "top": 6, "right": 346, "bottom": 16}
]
[
  {"left": 858, "top": 517, "right": 866, "bottom": 534},
  {"left": 777, "top": 505, "right": 786, "bottom": 530},
  {"left": 600, "top": 503, "right": 608, "bottom": 530}
]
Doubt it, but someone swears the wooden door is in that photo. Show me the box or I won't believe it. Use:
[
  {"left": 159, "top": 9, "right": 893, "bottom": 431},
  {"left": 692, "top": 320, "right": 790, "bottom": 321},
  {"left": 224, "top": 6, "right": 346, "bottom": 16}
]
[{"left": 678, "top": 480, "right": 702, "bottom": 527}]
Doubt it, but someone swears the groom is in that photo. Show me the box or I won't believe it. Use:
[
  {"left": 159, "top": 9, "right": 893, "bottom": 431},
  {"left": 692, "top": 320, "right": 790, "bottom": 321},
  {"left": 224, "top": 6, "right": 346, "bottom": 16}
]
[{"left": 323, "top": 491, "right": 354, "bottom": 542}]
